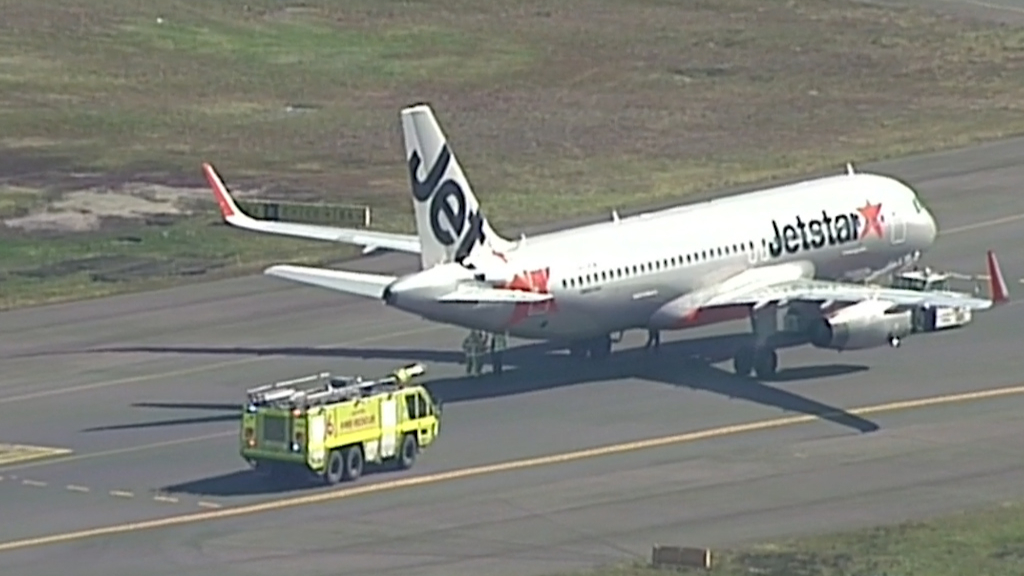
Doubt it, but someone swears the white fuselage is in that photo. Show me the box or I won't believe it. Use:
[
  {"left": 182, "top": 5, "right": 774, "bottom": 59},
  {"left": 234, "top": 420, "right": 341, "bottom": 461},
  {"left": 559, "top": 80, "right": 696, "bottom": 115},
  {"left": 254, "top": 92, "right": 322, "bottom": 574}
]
[{"left": 384, "top": 172, "right": 938, "bottom": 341}]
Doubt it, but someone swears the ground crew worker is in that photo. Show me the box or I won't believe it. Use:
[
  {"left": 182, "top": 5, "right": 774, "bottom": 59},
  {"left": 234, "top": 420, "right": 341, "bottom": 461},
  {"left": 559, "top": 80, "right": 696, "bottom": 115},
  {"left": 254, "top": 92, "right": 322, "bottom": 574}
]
[
  {"left": 462, "top": 330, "right": 485, "bottom": 376},
  {"left": 644, "top": 329, "right": 661, "bottom": 352},
  {"left": 490, "top": 331, "right": 508, "bottom": 375}
]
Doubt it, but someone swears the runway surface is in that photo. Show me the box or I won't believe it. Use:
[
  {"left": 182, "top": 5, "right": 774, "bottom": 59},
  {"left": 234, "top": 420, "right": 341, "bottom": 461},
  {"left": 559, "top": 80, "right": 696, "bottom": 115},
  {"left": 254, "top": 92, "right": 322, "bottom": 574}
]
[{"left": 1, "top": 131, "right": 1024, "bottom": 576}]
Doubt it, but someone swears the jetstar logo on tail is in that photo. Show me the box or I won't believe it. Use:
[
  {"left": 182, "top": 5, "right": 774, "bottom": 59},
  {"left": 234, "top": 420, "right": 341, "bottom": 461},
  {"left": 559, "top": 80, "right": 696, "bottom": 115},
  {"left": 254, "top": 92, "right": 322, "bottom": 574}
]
[
  {"left": 767, "top": 202, "right": 883, "bottom": 258},
  {"left": 408, "top": 144, "right": 486, "bottom": 264},
  {"left": 504, "top": 268, "right": 558, "bottom": 326}
]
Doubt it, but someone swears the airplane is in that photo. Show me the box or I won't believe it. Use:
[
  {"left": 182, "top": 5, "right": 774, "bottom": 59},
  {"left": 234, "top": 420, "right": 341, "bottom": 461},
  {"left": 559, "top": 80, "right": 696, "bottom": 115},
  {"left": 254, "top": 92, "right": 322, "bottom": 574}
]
[{"left": 201, "top": 103, "right": 1008, "bottom": 380}]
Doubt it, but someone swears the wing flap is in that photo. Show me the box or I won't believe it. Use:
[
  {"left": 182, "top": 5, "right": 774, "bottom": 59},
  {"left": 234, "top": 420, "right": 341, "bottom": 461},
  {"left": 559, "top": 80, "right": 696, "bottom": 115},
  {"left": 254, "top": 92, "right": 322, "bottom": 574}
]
[
  {"left": 437, "top": 286, "right": 555, "bottom": 303},
  {"left": 203, "top": 163, "right": 421, "bottom": 255},
  {"left": 706, "top": 278, "right": 994, "bottom": 310},
  {"left": 703, "top": 250, "right": 1007, "bottom": 312},
  {"left": 264, "top": 265, "right": 396, "bottom": 300}
]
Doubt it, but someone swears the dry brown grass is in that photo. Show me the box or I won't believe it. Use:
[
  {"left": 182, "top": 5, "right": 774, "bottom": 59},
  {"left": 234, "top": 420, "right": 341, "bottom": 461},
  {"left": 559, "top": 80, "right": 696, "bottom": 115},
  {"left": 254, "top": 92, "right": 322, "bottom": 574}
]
[{"left": 1, "top": 0, "right": 1023, "bottom": 306}]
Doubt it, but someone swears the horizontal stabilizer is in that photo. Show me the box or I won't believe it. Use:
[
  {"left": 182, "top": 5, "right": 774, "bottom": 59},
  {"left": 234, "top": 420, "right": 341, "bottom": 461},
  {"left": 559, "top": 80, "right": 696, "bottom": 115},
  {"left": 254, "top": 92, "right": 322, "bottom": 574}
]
[
  {"left": 264, "top": 265, "right": 396, "bottom": 300},
  {"left": 437, "top": 286, "right": 555, "bottom": 304}
]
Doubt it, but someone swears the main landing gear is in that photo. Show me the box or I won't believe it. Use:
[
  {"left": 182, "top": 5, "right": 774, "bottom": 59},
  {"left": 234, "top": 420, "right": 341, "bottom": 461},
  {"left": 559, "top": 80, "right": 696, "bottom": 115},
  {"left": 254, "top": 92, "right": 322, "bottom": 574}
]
[
  {"left": 732, "top": 303, "right": 782, "bottom": 380},
  {"left": 568, "top": 334, "right": 612, "bottom": 360}
]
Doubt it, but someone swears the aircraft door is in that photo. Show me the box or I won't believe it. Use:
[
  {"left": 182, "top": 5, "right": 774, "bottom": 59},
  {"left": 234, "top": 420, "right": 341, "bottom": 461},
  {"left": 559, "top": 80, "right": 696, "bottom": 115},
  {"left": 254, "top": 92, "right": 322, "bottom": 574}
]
[{"left": 890, "top": 210, "right": 906, "bottom": 245}]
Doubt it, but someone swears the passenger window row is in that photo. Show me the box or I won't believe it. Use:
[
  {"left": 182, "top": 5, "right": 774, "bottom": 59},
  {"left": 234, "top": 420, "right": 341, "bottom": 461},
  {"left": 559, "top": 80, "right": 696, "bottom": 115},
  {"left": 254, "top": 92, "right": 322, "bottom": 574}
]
[{"left": 560, "top": 240, "right": 762, "bottom": 290}]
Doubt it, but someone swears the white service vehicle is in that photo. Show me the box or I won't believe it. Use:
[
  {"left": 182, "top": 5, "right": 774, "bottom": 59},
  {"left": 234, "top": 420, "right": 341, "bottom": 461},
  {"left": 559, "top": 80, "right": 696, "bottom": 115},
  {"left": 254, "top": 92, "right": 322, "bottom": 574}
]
[{"left": 889, "top": 268, "right": 975, "bottom": 332}]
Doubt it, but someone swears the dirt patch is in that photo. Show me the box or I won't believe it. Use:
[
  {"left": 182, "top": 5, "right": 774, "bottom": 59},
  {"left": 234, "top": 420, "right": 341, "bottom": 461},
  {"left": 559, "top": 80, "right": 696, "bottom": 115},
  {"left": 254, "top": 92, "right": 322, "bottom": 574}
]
[
  {"left": 1, "top": 181, "right": 259, "bottom": 234},
  {"left": 6, "top": 254, "right": 226, "bottom": 283}
]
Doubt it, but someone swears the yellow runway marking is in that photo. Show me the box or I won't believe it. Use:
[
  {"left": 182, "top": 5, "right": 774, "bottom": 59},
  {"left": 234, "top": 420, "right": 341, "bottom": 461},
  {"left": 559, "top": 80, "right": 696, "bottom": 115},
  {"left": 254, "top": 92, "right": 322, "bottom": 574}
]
[
  {"left": 0, "top": 444, "right": 73, "bottom": 466},
  {"left": 196, "top": 501, "right": 222, "bottom": 509},
  {"left": 153, "top": 495, "right": 179, "bottom": 504},
  {"left": 65, "top": 485, "right": 89, "bottom": 493},
  {"left": 108, "top": 490, "right": 133, "bottom": 499},
  {"left": 2, "top": 382, "right": 1024, "bottom": 553}
]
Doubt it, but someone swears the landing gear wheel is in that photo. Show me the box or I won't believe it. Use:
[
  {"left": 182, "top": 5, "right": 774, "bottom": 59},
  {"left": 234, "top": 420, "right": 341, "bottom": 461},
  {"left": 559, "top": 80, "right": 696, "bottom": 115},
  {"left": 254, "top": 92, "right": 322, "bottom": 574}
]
[
  {"left": 753, "top": 348, "right": 778, "bottom": 380},
  {"left": 324, "top": 449, "right": 345, "bottom": 485},
  {"left": 398, "top": 433, "right": 418, "bottom": 470},
  {"left": 342, "top": 445, "right": 364, "bottom": 481},
  {"left": 733, "top": 345, "right": 755, "bottom": 376}
]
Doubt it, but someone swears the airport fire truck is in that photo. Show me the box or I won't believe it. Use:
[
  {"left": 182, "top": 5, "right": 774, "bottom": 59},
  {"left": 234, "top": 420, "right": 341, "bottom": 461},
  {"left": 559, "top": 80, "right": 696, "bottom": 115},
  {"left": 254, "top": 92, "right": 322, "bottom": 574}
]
[
  {"left": 240, "top": 363, "right": 442, "bottom": 485},
  {"left": 888, "top": 267, "right": 976, "bottom": 332}
]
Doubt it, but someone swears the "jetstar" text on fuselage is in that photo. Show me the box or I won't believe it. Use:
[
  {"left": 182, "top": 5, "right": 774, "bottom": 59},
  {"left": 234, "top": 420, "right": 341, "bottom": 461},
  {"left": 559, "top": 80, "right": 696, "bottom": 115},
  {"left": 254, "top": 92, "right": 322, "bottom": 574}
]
[{"left": 768, "top": 209, "right": 863, "bottom": 258}]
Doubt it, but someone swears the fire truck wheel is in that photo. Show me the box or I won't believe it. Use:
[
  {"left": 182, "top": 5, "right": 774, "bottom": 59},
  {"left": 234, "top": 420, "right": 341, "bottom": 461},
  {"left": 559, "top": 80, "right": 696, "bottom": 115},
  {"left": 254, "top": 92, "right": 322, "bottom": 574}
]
[
  {"left": 342, "top": 445, "right": 364, "bottom": 481},
  {"left": 324, "top": 449, "right": 345, "bottom": 485},
  {"left": 398, "top": 434, "right": 418, "bottom": 470}
]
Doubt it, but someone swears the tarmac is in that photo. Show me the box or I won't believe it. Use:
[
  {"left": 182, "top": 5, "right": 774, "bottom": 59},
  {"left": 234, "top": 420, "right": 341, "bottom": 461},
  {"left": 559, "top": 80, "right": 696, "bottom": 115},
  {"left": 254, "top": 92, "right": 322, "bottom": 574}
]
[{"left": 2, "top": 136, "right": 1024, "bottom": 574}]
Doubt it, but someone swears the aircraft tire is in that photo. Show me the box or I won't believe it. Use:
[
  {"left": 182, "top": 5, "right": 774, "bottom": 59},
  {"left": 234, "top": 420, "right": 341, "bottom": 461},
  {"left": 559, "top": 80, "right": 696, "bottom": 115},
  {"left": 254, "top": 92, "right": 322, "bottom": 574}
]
[
  {"left": 733, "top": 345, "right": 754, "bottom": 376},
  {"left": 753, "top": 348, "right": 778, "bottom": 380}
]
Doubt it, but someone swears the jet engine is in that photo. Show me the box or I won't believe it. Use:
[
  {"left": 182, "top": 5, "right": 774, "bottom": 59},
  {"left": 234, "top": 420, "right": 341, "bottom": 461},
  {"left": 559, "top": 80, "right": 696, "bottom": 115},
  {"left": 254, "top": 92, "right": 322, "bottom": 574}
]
[{"left": 808, "top": 300, "right": 913, "bottom": 351}]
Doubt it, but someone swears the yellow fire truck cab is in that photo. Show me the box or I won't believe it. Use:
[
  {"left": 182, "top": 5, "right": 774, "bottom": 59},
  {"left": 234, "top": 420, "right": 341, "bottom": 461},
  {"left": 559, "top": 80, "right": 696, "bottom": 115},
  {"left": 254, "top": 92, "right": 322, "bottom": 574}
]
[{"left": 240, "top": 363, "right": 442, "bottom": 484}]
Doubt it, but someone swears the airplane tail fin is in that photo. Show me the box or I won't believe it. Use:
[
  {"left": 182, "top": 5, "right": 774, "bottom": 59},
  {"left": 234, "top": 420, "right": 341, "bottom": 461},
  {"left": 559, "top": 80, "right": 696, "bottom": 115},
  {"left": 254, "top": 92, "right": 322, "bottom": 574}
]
[
  {"left": 401, "top": 104, "right": 514, "bottom": 269},
  {"left": 986, "top": 250, "right": 1009, "bottom": 305}
]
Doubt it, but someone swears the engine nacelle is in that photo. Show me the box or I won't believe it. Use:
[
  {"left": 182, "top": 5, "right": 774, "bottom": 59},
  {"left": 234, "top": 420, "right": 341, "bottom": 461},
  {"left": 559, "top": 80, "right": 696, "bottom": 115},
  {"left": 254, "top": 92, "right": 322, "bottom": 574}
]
[{"left": 808, "top": 300, "right": 913, "bottom": 351}]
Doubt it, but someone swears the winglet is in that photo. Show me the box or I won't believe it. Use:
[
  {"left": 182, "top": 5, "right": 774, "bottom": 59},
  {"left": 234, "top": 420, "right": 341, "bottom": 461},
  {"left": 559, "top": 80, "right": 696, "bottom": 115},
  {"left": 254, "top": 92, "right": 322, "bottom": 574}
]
[
  {"left": 986, "top": 250, "right": 1009, "bottom": 305},
  {"left": 202, "top": 162, "right": 245, "bottom": 222}
]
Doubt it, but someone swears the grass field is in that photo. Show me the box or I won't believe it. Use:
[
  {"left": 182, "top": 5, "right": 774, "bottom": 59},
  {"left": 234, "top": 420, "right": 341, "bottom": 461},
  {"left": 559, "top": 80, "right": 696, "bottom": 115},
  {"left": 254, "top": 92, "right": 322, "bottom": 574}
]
[
  {"left": 2, "top": 0, "right": 1024, "bottom": 308},
  {"left": 556, "top": 501, "right": 1024, "bottom": 576}
]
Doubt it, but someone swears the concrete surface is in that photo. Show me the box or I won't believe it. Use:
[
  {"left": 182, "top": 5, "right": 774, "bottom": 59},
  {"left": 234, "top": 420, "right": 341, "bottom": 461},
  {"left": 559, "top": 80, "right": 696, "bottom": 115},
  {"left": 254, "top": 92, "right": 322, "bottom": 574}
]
[{"left": 0, "top": 130, "right": 1023, "bottom": 575}]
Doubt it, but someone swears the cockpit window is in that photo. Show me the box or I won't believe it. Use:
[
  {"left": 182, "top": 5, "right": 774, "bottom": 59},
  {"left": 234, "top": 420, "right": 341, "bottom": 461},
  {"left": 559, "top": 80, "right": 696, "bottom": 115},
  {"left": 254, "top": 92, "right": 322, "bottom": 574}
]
[{"left": 912, "top": 198, "right": 923, "bottom": 214}]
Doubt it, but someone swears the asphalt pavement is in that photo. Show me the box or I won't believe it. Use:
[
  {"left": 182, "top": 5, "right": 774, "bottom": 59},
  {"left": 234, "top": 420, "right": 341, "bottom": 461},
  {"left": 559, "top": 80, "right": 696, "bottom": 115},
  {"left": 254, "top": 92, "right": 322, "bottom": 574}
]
[{"left": 0, "top": 133, "right": 1023, "bottom": 575}]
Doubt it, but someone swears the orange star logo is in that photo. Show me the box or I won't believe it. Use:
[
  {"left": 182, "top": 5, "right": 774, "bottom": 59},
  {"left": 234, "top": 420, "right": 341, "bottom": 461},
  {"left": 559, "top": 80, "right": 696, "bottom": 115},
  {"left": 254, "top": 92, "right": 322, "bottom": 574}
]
[
  {"left": 857, "top": 201, "right": 884, "bottom": 239},
  {"left": 503, "top": 268, "right": 558, "bottom": 327}
]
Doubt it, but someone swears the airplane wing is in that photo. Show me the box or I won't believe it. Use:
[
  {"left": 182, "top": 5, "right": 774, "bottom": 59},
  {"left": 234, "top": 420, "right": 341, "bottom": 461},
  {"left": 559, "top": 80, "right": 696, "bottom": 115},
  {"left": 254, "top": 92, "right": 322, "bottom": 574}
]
[
  {"left": 202, "top": 163, "right": 421, "bottom": 255},
  {"left": 264, "top": 265, "right": 397, "bottom": 299},
  {"left": 704, "top": 251, "right": 1008, "bottom": 311},
  {"left": 436, "top": 286, "right": 555, "bottom": 303},
  {"left": 264, "top": 263, "right": 555, "bottom": 305}
]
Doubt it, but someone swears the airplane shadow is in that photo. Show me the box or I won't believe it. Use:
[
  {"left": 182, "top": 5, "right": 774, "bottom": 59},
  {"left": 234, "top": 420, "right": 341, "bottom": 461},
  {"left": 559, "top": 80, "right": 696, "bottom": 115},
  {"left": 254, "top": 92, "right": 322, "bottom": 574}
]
[
  {"left": 90, "top": 333, "right": 878, "bottom": 497},
  {"left": 88, "top": 333, "right": 878, "bottom": 434}
]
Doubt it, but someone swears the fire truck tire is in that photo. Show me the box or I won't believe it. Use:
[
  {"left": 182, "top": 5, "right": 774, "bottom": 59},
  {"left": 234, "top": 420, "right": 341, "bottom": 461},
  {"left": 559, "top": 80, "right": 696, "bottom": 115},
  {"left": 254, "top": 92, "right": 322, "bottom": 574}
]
[
  {"left": 342, "top": 445, "right": 364, "bottom": 481},
  {"left": 398, "top": 433, "right": 418, "bottom": 470},
  {"left": 324, "top": 449, "right": 345, "bottom": 485}
]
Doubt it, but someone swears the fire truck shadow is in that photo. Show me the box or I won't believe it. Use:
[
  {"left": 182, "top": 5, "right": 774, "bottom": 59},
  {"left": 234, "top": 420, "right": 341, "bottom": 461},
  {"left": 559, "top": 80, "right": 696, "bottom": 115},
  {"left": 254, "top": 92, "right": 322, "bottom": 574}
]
[
  {"left": 81, "top": 402, "right": 239, "bottom": 432},
  {"left": 162, "top": 468, "right": 337, "bottom": 497},
  {"left": 162, "top": 459, "right": 426, "bottom": 497}
]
